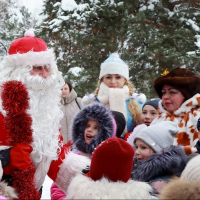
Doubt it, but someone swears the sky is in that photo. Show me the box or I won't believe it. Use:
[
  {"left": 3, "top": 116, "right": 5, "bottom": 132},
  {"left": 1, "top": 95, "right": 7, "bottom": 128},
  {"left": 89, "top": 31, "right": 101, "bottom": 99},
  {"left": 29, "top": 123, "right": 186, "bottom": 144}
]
[{"left": 19, "top": 0, "right": 45, "bottom": 18}]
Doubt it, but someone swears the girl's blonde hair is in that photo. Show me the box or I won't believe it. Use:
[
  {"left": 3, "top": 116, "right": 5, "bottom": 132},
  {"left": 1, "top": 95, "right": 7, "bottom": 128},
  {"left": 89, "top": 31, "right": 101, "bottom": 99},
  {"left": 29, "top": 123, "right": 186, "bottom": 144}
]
[{"left": 92, "top": 79, "right": 141, "bottom": 124}]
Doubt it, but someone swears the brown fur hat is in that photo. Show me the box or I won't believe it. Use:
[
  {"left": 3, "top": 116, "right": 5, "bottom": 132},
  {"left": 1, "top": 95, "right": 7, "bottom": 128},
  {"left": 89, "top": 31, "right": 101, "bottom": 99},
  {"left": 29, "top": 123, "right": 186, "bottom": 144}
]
[
  {"left": 160, "top": 177, "right": 200, "bottom": 199},
  {"left": 154, "top": 68, "right": 200, "bottom": 101}
]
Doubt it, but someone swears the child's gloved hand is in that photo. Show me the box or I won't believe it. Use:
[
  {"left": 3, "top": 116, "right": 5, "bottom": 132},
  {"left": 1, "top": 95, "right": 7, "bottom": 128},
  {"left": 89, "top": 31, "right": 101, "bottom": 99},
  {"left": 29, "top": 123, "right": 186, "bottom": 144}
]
[{"left": 4, "top": 143, "right": 33, "bottom": 175}]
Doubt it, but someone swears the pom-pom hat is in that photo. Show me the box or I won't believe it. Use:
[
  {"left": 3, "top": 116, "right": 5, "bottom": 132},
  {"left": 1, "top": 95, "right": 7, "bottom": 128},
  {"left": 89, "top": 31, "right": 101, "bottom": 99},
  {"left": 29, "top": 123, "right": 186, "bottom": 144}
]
[
  {"left": 4, "top": 30, "right": 56, "bottom": 68},
  {"left": 86, "top": 138, "right": 134, "bottom": 182},
  {"left": 154, "top": 68, "right": 200, "bottom": 101},
  {"left": 99, "top": 53, "right": 129, "bottom": 80}
]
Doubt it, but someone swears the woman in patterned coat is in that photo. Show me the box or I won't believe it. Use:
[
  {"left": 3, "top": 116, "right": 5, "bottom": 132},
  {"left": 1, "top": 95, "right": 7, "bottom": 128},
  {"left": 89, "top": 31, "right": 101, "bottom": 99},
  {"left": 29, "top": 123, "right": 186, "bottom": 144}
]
[{"left": 152, "top": 68, "right": 200, "bottom": 154}]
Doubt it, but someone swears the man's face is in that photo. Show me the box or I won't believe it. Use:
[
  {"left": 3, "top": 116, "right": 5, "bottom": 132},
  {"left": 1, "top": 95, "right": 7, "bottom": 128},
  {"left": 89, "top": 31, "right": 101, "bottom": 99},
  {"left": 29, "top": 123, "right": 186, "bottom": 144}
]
[{"left": 30, "top": 65, "right": 50, "bottom": 78}]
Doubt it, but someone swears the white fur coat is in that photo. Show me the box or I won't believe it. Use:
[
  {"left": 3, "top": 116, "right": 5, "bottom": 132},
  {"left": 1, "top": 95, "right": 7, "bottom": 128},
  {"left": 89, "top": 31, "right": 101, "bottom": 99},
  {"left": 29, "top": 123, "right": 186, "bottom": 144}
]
[{"left": 65, "top": 174, "right": 152, "bottom": 199}]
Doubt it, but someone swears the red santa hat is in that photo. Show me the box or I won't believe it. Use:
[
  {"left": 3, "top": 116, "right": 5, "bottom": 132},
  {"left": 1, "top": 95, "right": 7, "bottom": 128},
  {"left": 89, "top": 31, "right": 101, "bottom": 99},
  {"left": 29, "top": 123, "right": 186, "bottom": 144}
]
[
  {"left": 86, "top": 138, "right": 134, "bottom": 182},
  {"left": 4, "top": 30, "right": 56, "bottom": 68}
]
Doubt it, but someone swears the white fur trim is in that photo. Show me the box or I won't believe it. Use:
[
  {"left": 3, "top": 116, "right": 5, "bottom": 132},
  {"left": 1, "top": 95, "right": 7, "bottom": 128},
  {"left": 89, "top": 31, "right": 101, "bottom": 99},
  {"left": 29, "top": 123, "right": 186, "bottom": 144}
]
[
  {"left": 99, "top": 62, "right": 129, "bottom": 80},
  {"left": 2, "top": 49, "right": 56, "bottom": 68},
  {"left": 24, "top": 30, "right": 35, "bottom": 37},
  {"left": 66, "top": 174, "right": 152, "bottom": 199},
  {"left": 55, "top": 151, "right": 91, "bottom": 193},
  {"left": 0, "top": 182, "right": 18, "bottom": 199}
]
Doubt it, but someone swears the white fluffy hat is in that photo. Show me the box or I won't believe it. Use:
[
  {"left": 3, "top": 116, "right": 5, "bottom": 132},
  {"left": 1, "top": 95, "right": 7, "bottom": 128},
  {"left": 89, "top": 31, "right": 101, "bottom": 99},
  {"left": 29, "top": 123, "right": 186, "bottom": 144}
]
[{"left": 99, "top": 53, "right": 129, "bottom": 80}]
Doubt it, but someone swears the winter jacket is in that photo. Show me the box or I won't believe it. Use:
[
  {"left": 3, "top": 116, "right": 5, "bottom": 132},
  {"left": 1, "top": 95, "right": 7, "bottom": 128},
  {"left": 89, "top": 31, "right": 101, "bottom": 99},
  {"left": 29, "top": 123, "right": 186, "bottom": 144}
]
[
  {"left": 131, "top": 145, "right": 187, "bottom": 197},
  {"left": 151, "top": 94, "right": 200, "bottom": 154},
  {"left": 131, "top": 146, "right": 187, "bottom": 182},
  {"left": 60, "top": 89, "right": 82, "bottom": 143},
  {"left": 66, "top": 174, "right": 152, "bottom": 199}
]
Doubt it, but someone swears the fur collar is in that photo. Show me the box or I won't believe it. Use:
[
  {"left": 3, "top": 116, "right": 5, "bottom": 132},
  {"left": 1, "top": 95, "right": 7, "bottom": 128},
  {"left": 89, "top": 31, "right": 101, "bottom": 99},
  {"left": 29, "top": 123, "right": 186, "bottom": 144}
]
[
  {"left": 61, "top": 89, "right": 77, "bottom": 104},
  {"left": 131, "top": 146, "right": 187, "bottom": 182},
  {"left": 158, "top": 93, "right": 200, "bottom": 115},
  {"left": 66, "top": 174, "right": 152, "bottom": 199}
]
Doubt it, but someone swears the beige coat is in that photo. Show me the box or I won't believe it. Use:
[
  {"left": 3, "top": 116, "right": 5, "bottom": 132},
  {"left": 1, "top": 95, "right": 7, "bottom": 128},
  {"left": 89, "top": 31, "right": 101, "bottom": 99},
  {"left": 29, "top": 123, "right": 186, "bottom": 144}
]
[{"left": 60, "top": 89, "right": 82, "bottom": 143}]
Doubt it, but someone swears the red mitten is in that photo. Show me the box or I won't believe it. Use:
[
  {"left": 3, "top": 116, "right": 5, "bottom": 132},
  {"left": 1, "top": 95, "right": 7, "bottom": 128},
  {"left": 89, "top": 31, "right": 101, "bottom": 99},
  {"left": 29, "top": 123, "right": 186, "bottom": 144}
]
[{"left": 4, "top": 143, "right": 33, "bottom": 175}]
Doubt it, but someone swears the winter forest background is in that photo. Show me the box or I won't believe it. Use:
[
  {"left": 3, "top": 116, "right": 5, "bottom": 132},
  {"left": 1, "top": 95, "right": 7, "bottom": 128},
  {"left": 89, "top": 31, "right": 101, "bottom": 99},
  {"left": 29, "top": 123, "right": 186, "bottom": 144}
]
[{"left": 1, "top": 0, "right": 200, "bottom": 99}]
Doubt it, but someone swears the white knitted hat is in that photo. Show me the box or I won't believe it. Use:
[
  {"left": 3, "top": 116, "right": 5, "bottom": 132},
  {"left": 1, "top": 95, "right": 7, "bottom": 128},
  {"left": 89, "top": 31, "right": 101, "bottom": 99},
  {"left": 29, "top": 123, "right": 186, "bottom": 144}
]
[
  {"left": 99, "top": 53, "right": 129, "bottom": 80},
  {"left": 181, "top": 154, "right": 200, "bottom": 181}
]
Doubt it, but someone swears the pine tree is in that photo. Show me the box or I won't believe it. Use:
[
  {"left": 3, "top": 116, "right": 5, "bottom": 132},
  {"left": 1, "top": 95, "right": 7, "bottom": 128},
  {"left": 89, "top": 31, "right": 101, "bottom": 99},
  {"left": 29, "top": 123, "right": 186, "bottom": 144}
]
[
  {"left": 40, "top": 0, "right": 200, "bottom": 98},
  {"left": 0, "top": 1, "right": 39, "bottom": 60}
]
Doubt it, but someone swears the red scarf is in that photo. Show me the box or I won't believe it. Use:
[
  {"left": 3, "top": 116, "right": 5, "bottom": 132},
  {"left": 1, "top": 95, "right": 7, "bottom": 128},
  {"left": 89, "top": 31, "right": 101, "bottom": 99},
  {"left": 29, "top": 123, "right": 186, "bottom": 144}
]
[{"left": 1, "top": 81, "right": 40, "bottom": 199}]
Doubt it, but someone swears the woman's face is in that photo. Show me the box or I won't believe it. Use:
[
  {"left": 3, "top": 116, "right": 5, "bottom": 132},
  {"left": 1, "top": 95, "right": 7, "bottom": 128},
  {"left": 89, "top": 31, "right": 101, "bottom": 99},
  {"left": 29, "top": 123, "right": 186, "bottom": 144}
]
[
  {"left": 141, "top": 105, "right": 159, "bottom": 126},
  {"left": 161, "top": 85, "right": 185, "bottom": 113},
  {"left": 102, "top": 74, "right": 126, "bottom": 88},
  {"left": 61, "top": 83, "right": 70, "bottom": 98}
]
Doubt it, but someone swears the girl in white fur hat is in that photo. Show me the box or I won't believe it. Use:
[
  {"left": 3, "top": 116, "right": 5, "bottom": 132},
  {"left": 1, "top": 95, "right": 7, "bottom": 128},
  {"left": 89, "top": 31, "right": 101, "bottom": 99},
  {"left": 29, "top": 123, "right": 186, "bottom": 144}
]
[{"left": 82, "top": 53, "right": 146, "bottom": 136}]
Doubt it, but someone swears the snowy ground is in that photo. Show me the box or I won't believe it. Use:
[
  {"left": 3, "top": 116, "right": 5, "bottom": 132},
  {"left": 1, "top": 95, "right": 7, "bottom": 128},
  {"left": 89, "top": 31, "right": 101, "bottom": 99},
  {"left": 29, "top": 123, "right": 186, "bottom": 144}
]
[{"left": 41, "top": 176, "right": 53, "bottom": 199}]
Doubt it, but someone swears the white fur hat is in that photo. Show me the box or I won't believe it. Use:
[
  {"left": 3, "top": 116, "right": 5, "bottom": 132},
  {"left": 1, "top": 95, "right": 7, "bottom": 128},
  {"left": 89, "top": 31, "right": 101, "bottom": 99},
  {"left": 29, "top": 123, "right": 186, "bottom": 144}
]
[{"left": 99, "top": 53, "right": 129, "bottom": 80}]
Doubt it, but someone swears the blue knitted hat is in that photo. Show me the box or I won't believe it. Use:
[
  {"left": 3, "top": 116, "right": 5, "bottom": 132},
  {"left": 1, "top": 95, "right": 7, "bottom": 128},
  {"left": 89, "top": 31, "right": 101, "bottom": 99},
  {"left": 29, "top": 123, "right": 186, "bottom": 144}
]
[{"left": 142, "top": 98, "right": 161, "bottom": 110}]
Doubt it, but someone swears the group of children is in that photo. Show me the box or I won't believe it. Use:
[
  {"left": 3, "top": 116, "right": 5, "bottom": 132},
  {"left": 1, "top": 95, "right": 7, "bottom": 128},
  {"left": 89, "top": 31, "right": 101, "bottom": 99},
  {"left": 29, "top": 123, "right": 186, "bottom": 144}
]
[{"left": 48, "top": 95, "right": 200, "bottom": 199}]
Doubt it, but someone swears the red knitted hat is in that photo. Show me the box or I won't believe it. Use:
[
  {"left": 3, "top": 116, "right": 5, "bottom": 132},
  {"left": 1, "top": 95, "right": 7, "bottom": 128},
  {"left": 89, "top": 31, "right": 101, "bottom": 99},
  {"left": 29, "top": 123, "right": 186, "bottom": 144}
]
[
  {"left": 3, "top": 30, "right": 56, "bottom": 68},
  {"left": 86, "top": 138, "right": 134, "bottom": 182}
]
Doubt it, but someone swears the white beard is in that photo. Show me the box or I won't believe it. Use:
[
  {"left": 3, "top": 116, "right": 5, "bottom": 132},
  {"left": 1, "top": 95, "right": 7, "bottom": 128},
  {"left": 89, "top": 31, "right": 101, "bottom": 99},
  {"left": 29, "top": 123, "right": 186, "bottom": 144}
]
[{"left": 0, "top": 64, "right": 64, "bottom": 189}]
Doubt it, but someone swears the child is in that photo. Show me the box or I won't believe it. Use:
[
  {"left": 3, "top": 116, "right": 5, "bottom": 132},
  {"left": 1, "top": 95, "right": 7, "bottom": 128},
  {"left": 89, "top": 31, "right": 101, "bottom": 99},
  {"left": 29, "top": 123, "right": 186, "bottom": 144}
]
[
  {"left": 124, "top": 98, "right": 160, "bottom": 140},
  {"left": 66, "top": 138, "right": 153, "bottom": 199},
  {"left": 141, "top": 98, "right": 160, "bottom": 126},
  {"left": 128, "top": 121, "right": 187, "bottom": 197},
  {"left": 51, "top": 103, "right": 117, "bottom": 199}
]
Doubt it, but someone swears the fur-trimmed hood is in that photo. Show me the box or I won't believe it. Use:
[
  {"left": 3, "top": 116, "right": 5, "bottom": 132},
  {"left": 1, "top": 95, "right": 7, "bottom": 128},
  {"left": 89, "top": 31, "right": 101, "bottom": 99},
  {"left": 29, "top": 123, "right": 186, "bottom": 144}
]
[
  {"left": 72, "top": 103, "right": 116, "bottom": 154},
  {"left": 66, "top": 174, "right": 152, "bottom": 199},
  {"left": 131, "top": 145, "right": 187, "bottom": 182}
]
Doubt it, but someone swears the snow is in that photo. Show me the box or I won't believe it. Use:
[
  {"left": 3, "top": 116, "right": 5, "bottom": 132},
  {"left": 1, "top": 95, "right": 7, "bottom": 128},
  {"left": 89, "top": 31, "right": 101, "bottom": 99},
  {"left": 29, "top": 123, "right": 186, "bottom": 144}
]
[
  {"left": 187, "top": 19, "right": 200, "bottom": 32},
  {"left": 68, "top": 67, "right": 83, "bottom": 76},
  {"left": 61, "top": 0, "right": 77, "bottom": 11},
  {"left": 41, "top": 176, "right": 53, "bottom": 199}
]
